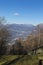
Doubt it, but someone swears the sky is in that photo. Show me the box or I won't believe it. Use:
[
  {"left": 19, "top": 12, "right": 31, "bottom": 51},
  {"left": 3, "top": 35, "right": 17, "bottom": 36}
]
[{"left": 0, "top": 0, "right": 43, "bottom": 25}]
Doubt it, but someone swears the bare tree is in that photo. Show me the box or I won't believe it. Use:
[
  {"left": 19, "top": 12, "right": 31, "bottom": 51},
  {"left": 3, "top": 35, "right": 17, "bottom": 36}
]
[{"left": 0, "top": 17, "right": 10, "bottom": 55}]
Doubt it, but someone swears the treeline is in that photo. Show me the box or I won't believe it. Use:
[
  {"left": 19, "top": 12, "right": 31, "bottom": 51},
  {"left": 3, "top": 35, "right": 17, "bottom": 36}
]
[
  {"left": 0, "top": 28, "right": 27, "bottom": 55},
  {"left": 0, "top": 17, "right": 43, "bottom": 55}
]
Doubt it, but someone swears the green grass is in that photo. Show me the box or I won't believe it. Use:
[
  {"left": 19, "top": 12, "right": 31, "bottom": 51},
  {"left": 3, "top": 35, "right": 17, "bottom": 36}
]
[
  {"left": 11, "top": 54, "right": 43, "bottom": 65},
  {"left": 0, "top": 55, "right": 18, "bottom": 65},
  {"left": 0, "top": 54, "right": 43, "bottom": 65},
  {"left": 11, "top": 55, "right": 38, "bottom": 65}
]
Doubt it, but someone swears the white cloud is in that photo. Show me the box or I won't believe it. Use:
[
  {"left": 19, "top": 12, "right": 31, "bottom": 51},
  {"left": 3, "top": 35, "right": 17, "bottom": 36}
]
[{"left": 13, "top": 12, "right": 19, "bottom": 16}]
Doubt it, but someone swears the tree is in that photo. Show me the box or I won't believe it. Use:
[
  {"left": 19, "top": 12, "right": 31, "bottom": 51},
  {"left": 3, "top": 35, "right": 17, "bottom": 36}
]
[
  {"left": 10, "top": 44, "right": 16, "bottom": 54},
  {"left": 14, "top": 38, "right": 23, "bottom": 54},
  {"left": 0, "top": 17, "right": 10, "bottom": 55},
  {"left": 10, "top": 38, "right": 27, "bottom": 55}
]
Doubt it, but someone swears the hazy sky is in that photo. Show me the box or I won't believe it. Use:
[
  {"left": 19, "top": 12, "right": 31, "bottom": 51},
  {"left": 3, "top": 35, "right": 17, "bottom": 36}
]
[{"left": 0, "top": 0, "right": 43, "bottom": 25}]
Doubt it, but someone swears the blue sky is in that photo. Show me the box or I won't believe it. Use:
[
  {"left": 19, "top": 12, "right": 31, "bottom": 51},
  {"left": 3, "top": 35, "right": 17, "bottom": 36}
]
[{"left": 0, "top": 0, "right": 43, "bottom": 25}]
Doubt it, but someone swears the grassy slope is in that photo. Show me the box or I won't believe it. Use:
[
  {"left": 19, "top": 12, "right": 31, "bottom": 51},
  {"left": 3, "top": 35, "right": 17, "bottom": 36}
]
[
  {"left": 10, "top": 55, "right": 38, "bottom": 65},
  {"left": 11, "top": 54, "right": 43, "bottom": 65},
  {"left": 0, "top": 55, "right": 18, "bottom": 65},
  {"left": 0, "top": 54, "right": 43, "bottom": 65}
]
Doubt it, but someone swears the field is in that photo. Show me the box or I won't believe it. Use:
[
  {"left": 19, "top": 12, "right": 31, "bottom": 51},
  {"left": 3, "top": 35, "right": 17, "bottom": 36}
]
[{"left": 0, "top": 54, "right": 43, "bottom": 65}]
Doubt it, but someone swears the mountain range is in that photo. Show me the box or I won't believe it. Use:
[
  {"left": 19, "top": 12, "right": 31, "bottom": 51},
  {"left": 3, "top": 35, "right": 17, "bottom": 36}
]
[
  {"left": 5, "top": 24, "right": 36, "bottom": 41},
  {"left": 0, "top": 23, "right": 43, "bottom": 43}
]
